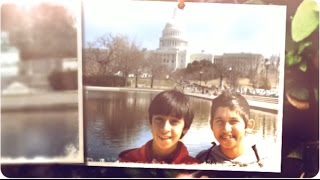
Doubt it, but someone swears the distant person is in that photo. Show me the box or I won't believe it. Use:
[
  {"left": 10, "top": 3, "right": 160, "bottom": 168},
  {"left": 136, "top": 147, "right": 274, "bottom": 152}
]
[
  {"left": 196, "top": 91, "right": 264, "bottom": 167},
  {"left": 118, "top": 89, "right": 199, "bottom": 164}
]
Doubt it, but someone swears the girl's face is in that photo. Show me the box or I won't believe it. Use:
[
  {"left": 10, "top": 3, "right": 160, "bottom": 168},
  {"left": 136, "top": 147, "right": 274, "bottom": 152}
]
[
  {"left": 211, "top": 107, "right": 252, "bottom": 152},
  {"left": 151, "top": 115, "right": 186, "bottom": 153}
]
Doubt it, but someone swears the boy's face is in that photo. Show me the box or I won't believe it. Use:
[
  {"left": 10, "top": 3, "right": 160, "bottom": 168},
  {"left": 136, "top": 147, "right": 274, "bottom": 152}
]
[
  {"left": 211, "top": 107, "right": 253, "bottom": 151},
  {"left": 151, "top": 115, "right": 186, "bottom": 152}
]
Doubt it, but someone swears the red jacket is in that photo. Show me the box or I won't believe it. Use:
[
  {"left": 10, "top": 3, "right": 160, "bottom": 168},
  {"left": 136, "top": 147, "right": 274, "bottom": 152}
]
[{"left": 118, "top": 140, "right": 199, "bottom": 164}]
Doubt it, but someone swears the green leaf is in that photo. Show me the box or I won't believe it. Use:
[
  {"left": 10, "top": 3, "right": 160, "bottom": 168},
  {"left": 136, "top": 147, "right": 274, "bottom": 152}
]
[
  {"left": 299, "top": 62, "right": 307, "bottom": 72},
  {"left": 297, "top": 41, "right": 312, "bottom": 54},
  {"left": 286, "top": 51, "right": 302, "bottom": 66},
  {"left": 292, "top": 0, "right": 319, "bottom": 42}
]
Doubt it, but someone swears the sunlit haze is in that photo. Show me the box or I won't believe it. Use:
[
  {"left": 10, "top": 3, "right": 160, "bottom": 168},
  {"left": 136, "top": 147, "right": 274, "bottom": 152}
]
[{"left": 83, "top": 0, "right": 286, "bottom": 57}]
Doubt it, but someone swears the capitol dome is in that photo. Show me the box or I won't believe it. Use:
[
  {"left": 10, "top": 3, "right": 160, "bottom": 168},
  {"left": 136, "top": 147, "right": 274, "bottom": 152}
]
[
  {"left": 159, "top": 19, "right": 188, "bottom": 50},
  {"left": 151, "top": 8, "right": 190, "bottom": 70}
]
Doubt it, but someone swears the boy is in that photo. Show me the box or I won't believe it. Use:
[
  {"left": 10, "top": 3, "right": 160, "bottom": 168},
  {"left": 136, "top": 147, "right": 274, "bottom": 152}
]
[
  {"left": 196, "top": 91, "right": 263, "bottom": 167},
  {"left": 118, "top": 89, "right": 199, "bottom": 164}
]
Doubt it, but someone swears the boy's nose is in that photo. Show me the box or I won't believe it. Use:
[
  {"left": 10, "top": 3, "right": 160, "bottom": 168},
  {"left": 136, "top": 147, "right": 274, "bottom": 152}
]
[
  {"left": 222, "top": 122, "right": 232, "bottom": 132},
  {"left": 162, "top": 120, "right": 171, "bottom": 131}
]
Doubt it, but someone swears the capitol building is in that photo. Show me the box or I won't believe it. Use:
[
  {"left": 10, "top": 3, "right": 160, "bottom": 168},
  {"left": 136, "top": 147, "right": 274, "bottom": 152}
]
[
  {"left": 147, "top": 9, "right": 214, "bottom": 71},
  {"left": 143, "top": 8, "right": 276, "bottom": 87}
]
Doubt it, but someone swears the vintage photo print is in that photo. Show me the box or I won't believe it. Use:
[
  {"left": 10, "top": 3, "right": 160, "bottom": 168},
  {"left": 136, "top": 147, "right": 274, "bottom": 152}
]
[
  {"left": 82, "top": 0, "right": 286, "bottom": 172},
  {"left": 1, "top": 0, "right": 83, "bottom": 163}
]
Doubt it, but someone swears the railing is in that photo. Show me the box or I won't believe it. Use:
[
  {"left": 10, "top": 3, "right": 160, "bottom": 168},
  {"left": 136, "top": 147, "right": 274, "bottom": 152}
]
[{"left": 243, "top": 95, "right": 278, "bottom": 104}]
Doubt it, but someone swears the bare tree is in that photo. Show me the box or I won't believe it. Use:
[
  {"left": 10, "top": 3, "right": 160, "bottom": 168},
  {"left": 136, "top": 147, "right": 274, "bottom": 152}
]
[
  {"left": 94, "top": 34, "right": 125, "bottom": 75},
  {"left": 113, "top": 38, "right": 144, "bottom": 86},
  {"left": 248, "top": 58, "right": 262, "bottom": 88},
  {"left": 85, "top": 34, "right": 130, "bottom": 76},
  {"left": 85, "top": 42, "right": 100, "bottom": 61},
  {"left": 85, "top": 34, "right": 145, "bottom": 87},
  {"left": 84, "top": 41, "right": 105, "bottom": 75},
  {"left": 145, "top": 53, "right": 168, "bottom": 88},
  {"left": 132, "top": 54, "right": 147, "bottom": 88}
]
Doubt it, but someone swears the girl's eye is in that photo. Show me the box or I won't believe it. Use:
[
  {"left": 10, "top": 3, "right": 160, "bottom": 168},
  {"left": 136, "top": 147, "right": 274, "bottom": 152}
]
[{"left": 230, "top": 119, "right": 240, "bottom": 124}]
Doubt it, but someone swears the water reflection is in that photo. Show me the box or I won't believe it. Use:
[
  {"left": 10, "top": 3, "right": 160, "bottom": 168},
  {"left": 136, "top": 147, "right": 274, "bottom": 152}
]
[
  {"left": 84, "top": 90, "right": 278, "bottom": 161},
  {"left": 251, "top": 110, "right": 278, "bottom": 142},
  {"left": 1, "top": 110, "right": 78, "bottom": 158}
]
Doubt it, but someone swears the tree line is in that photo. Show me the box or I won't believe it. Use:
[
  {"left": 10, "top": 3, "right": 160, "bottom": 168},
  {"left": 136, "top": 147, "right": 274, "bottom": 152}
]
[
  {"left": 84, "top": 33, "right": 169, "bottom": 88},
  {"left": 84, "top": 33, "right": 279, "bottom": 89}
]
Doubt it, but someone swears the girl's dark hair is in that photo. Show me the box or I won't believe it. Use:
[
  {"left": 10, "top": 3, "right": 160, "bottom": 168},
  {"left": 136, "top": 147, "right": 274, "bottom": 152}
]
[
  {"left": 148, "top": 90, "right": 194, "bottom": 138},
  {"left": 210, "top": 91, "right": 251, "bottom": 128}
]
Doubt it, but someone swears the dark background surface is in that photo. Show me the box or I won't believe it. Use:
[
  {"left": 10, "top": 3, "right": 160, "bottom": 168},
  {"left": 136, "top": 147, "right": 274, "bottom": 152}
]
[{"left": 1, "top": 0, "right": 319, "bottom": 178}]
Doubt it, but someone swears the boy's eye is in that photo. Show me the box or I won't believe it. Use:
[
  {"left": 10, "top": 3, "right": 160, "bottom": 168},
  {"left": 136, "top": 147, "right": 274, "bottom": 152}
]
[
  {"left": 170, "top": 119, "right": 180, "bottom": 125},
  {"left": 213, "top": 119, "right": 223, "bottom": 124},
  {"left": 154, "top": 117, "right": 162, "bottom": 120},
  {"left": 154, "top": 116, "right": 164, "bottom": 122},
  {"left": 153, "top": 116, "right": 183, "bottom": 126}
]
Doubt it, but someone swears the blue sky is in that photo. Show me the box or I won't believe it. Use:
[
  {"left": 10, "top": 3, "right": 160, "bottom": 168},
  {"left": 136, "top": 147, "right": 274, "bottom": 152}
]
[{"left": 83, "top": 0, "right": 287, "bottom": 57}]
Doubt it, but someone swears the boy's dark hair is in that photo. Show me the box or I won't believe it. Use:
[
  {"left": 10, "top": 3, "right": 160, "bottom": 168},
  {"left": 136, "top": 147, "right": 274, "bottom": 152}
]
[
  {"left": 148, "top": 89, "right": 194, "bottom": 138},
  {"left": 210, "top": 91, "right": 251, "bottom": 128}
]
